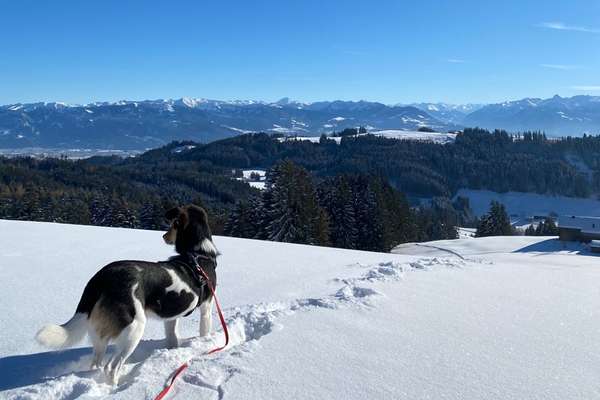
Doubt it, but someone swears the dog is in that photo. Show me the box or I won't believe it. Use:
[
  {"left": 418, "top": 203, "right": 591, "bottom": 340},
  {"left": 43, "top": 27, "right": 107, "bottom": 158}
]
[{"left": 35, "top": 204, "right": 219, "bottom": 385}]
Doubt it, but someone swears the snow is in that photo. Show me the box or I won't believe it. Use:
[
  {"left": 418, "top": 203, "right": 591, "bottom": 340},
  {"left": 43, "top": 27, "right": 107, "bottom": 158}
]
[
  {"left": 269, "top": 125, "right": 297, "bottom": 134},
  {"left": 180, "top": 97, "right": 205, "bottom": 108},
  {"left": 3, "top": 221, "right": 600, "bottom": 399},
  {"left": 278, "top": 130, "right": 457, "bottom": 145},
  {"left": 241, "top": 170, "right": 265, "bottom": 180},
  {"left": 557, "top": 215, "right": 600, "bottom": 232},
  {"left": 370, "top": 130, "right": 457, "bottom": 144},
  {"left": 170, "top": 145, "right": 196, "bottom": 154},
  {"left": 457, "top": 227, "right": 476, "bottom": 238},
  {"left": 238, "top": 170, "right": 266, "bottom": 190},
  {"left": 278, "top": 135, "right": 329, "bottom": 143},
  {"left": 290, "top": 119, "right": 307, "bottom": 128},
  {"left": 221, "top": 125, "right": 254, "bottom": 134},
  {"left": 455, "top": 189, "right": 600, "bottom": 219},
  {"left": 248, "top": 181, "right": 266, "bottom": 190}
]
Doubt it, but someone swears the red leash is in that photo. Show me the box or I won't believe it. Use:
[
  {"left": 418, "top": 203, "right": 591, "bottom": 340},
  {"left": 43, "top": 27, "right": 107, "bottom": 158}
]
[{"left": 153, "top": 263, "right": 229, "bottom": 400}]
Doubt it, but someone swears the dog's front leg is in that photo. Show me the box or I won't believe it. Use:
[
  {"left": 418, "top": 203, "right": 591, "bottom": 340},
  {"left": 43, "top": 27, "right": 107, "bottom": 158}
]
[
  {"left": 164, "top": 319, "right": 179, "bottom": 348},
  {"left": 199, "top": 297, "right": 213, "bottom": 337}
]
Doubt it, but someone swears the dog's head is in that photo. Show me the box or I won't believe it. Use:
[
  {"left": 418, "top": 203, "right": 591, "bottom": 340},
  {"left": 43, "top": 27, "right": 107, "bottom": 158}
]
[{"left": 163, "top": 204, "right": 218, "bottom": 257}]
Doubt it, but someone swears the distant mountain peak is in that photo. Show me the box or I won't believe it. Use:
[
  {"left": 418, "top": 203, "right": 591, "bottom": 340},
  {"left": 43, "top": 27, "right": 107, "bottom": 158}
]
[
  {"left": 179, "top": 97, "right": 205, "bottom": 108},
  {"left": 464, "top": 94, "right": 600, "bottom": 136}
]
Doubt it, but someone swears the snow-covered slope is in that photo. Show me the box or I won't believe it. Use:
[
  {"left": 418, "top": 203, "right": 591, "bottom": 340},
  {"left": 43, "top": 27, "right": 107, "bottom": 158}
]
[
  {"left": 410, "top": 102, "right": 484, "bottom": 124},
  {"left": 370, "top": 129, "right": 457, "bottom": 143},
  {"left": 455, "top": 188, "right": 600, "bottom": 218},
  {"left": 2, "top": 221, "right": 600, "bottom": 399},
  {"left": 279, "top": 130, "right": 456, "bottom": 145}
]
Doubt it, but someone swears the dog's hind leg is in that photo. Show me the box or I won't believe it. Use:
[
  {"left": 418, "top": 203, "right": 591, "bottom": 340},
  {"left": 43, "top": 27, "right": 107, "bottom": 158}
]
[
  {"left": 89, "top": 329, "right": 109, "bottom": 370},
  {"left": 199, "top": 297, "right": 213, "bottom": 337},
  {"left": 105, "top": 313, "right": 146, "bottom": 385},
  {"left": 104, "top": 285, "right": 147, "bottom": 386},
  {"left": 164, "top": 319, "right": 179, "bottom": 348}
]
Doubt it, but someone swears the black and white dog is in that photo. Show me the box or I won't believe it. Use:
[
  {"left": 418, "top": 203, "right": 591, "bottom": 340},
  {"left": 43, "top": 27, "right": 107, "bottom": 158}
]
[{"left": 36, "top": 204, "right": 219, "bottom": 385}]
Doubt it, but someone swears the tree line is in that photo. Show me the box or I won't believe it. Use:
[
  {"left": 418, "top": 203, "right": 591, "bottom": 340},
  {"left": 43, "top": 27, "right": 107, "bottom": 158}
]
[
  {"left": 224, "top": 160, "right": 461, "bottom": 252},
  {"left": 0, "top": 155, "right": 255, "bottom": 232}
]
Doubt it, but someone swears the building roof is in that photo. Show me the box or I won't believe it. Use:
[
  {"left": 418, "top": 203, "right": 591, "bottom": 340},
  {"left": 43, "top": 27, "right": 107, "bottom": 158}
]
[{"left": 558, "top": 215, "right": 600, "bottom": 233}]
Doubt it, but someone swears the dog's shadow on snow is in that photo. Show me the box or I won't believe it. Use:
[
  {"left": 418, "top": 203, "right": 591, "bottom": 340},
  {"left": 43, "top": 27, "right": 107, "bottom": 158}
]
[{"left": 0, "top": 338, "right": 171, "bottom": 391}]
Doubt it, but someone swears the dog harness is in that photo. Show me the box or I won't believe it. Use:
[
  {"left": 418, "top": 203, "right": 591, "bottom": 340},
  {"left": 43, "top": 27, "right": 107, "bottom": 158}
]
[{"left": 153, "top": 253, "right": 230, "bottom": 400}]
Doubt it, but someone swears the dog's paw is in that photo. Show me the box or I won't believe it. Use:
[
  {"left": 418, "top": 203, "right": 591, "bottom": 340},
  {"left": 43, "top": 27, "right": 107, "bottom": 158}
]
[
  {"left": 103, "top": 360, "right": 120, "bottom": 386},
  {"left": 166, "top": 337, "right": 179, "bottom": 349}
]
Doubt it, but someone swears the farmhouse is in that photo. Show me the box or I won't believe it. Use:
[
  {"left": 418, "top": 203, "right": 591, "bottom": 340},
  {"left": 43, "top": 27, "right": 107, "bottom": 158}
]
[{"left": 558, "top": 215, "right": 600, "bottom": 242}]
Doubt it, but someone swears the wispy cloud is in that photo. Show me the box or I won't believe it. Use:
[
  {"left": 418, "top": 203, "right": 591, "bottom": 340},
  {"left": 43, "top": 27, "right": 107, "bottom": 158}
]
[
  {"left": 571, "top": 85, "right": 600, "bottom": 91},
  {"left": 540, "top": 63, "right": 583, "bottom": 70},
  {"left": 446, "top": 58, "right": 466, "bottom": 63},
  {"left": 341, "top": 50, "right": 368, "bottom": 56},
  {"left": 537, "top": 21, "right": 600, "bottom": 33}
]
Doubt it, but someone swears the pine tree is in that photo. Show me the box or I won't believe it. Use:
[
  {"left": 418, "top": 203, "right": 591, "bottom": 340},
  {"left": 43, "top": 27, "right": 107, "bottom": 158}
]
[
  {"left": 532, "top": 218, "right": 559, "bottom": 236},
  {"left": 350, "top": 176, "right": 384, "bottom": 251},
  {"left": 315, "top": 208, "right": 331, "bottom": 246},
  {"left": 475, "top": 201, "right": 514, "bottom": 237},
  {"left": 90, "top": 195, "right": 112, "bottom": 226},
  {"left": 224, "top": 200, "right": 259, "bottom": 238},
  {"left": 543, "top": 218, "right": 559, "bottom": 235},
  {"left": 525, "top": 224, "right": 536, "bottom": 236},
  {"left": 139, "top": 200, "right": 164, "bottom": 230},
  {"left": 254, "top": 191, "right": 273, "bottom": 240},
  {"left": 319, "top": 176, "right": 358, "bottom": 249},
  {"left": 111, "top": 197, "right": 137, "bottom": 228},
  {"left": 266, "top": 160, "right": 328, "bottom": 245},
  {"left": 371, "top": 177, "right": 416, "bottom": 250}
]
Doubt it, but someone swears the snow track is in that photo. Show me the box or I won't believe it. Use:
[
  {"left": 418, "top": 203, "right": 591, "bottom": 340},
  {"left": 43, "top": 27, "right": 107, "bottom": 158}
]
[{"left": 1, "top": 258, "right": 462, "bottom": 400}]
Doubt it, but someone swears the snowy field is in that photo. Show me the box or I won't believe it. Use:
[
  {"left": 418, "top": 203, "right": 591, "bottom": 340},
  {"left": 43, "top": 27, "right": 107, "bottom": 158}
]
[
  {"left": 457, "top": 226, "right": 476, "bottom": 238},
  {"left": 2, "top": 220, "right": 600, "bottom": 399},
  {"left": 455, "top": 189, "right": 600, "bottom": 218},
  {"left": 369, "top": 129, "right": 456, "bottom": 143},
  {"left": 278, "top": 130, "right": 456, "bottom": 145},
  {"left": 241, "top": 170, "right": 265, "bottom": 180},
  {"left": 233, "top": 169, "right": 266, "bottom": 190}
]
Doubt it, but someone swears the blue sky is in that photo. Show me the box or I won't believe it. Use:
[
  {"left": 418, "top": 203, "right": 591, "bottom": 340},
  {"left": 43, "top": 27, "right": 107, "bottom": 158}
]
[{"left": 1, "top": 0, "right": 599, "bottom": 105}]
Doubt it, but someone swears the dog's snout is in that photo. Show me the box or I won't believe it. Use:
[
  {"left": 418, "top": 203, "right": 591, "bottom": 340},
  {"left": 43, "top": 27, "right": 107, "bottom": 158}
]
[{"left": 163, "top": 231, "right": 174, "bottom": 244}]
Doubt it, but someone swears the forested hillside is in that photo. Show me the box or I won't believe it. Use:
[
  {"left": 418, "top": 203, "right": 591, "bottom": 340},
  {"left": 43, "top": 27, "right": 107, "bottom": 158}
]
[
  {"left": 0, "top": 155, "right": 255, "bottom": 232},
  {"left": 165, "top": 128, "right": 598, "bottom": 197},
  {"left": 1, "top": 128, "right": 599, "bottom": 251}
]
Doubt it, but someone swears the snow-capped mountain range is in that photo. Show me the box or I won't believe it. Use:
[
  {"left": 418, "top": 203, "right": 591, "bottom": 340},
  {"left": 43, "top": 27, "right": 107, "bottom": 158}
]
[
  {"left": 1, "top": 95, "right": 600, "bottom": 149},
  {"left": 462, "top": 95, "right": 600, "bottom": 135},
  {"left": 408, "top": 102, "right": 485, "bottom": 124},
  {"left": 0, "top": 98, "right": 450, "bottom": 149}
]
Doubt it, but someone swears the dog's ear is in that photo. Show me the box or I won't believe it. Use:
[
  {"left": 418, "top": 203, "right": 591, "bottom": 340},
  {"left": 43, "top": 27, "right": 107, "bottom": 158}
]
[
  {"left": 164, "top": 207, "right": 182, "bottom": 222},
  {"left": 185, "top": 204, "right": 212, "bottom": 239}
]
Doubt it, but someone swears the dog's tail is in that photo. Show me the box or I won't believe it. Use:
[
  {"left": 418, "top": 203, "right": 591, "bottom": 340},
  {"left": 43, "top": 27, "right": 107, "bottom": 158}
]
[
  {"left": 36, "top": 269, "right": 105, "bottom": 349},
  {"left": 35, "top": 313, "right": 88, "bottom": 349}
]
